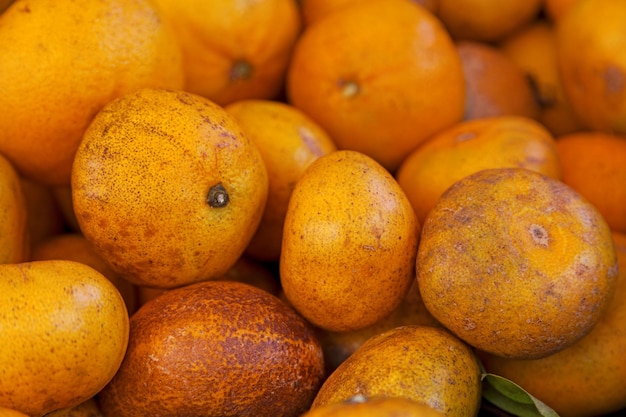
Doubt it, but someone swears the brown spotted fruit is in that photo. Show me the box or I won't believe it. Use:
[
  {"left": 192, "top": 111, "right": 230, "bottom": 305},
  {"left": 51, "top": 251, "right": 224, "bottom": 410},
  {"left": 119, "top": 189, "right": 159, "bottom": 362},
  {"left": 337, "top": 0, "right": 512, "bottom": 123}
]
[
  {"left": 417, "top": 167, "right": 618, "bottom": 359},
  {"left": 98, "top": 280, "right": 325, "bottom": 417}
]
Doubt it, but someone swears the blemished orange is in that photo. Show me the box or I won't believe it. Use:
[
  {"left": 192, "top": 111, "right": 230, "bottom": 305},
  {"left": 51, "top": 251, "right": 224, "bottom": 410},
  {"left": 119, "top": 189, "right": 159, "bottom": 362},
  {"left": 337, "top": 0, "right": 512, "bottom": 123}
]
[
  {"left": 98, "top": 280, "right": 325, "bottom": 417},
  {"left": 225, "top": 99, "right": 337, "bottom": 262},
  {"left": 417, "top": 168, "right": 618, "bottom": 359},
  {"left": 0, "top": 260, "right": 129, "bottom": 416},
  {"left": 556, "top": 0, "right": 626, "bottom": 133},
  {"left": 396, "top": 115, "right": 561, "bottom": 225},
  {"left": 287, "top": 0, "right": 466, "bottom": 173},
  {"left": 456, "top": 40, "right": 541, "bottom": 121},
  {"left": 151, "top": 0, "right": 301, "bottom": 106},
  {"left": 479, "top": 231, "right": 626, "bottom": 417},
  {"left": 71, "top": 88, "right": 268, "bottom": 289},
  {"left": 436, "top": 0, "right": 543, "bottom": 42},
  {"left": 299, "top": 0, "right": 438, "bottom": 26},
  {"left": 280, "top": 150, "right": 420, "bottom": 332},
  {"left": 301, "top": 396, "right": 446, "bottom": 417},
  {"left": 499, "top": 20, "right": 584, "bottom": 136},
  {"left": 311, "top": 326, "right": 482, "bottom": 417},
  {"left": 30, "top": 233, "right": 138, "bottom": 315},
  {"left": 555, "top": 131, "right": 626, "bottom": 234},
  {"left": 0, "top": 153, "right": 28, "bottom": 264},
  {"left": 0, "top": 0, "right": 184, "bottom": 186}
]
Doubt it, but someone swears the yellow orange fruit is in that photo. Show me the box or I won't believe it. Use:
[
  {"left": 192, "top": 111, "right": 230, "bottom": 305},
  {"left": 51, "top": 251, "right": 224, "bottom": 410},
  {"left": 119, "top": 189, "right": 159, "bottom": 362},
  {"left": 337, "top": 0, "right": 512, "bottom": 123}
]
[
  {"left": 417, "top": 168, "right": 618, "bottom": 359},
  {"left": 312, "top": 325, "right": 482, "bottom": 417},
  {"left": 98, "top": 280, "right": 325, "bottom": 417},
  {"left": 71, "top": 88, "right": 268, "bottom": 289},
  {"left": 456, "top": 40, "right": 541, "bottom": 121},
  {"left": 555, "top": 131, "right": 626, "bottom": 234},
  {"left": 556, "top": 0, "right": 626, "bottom": 133},
  {"left": 0, "top": 153, "right": 27, "bottom": 264},
  {"left": 301, "top": 396, "right": 446, "bottom": 417},
  {"left": 0, "top": 407, "right": 29, "bottom": 417},
  {"left": 499, "top": 20, "right": 584, "bottom": 136},
  {"left": 396, "top": 115, "right": 561, "bottom": 225},
  {"left": 479, "top": 231, "right": 626, "bottom": 417},
  {"left": 280, "top": 150, "right": 420, "bottom": 332},
  {"left": 0, "top": 0, "right": 184, "bottom": 186},
  {"left": 225, "top": 99, "right": 337, "bottom": 262},
  {"left": 436, "top": 0, "right": 543, "bottom": 42},
  {"left": 151, "top": 0, "right": 301, "bottom": 106},
  {"left": 0, "top": 260, "right": 129, "bottom": 416},
  {"left": 287, "top": 0, "right": 465, "bottom": 173}
]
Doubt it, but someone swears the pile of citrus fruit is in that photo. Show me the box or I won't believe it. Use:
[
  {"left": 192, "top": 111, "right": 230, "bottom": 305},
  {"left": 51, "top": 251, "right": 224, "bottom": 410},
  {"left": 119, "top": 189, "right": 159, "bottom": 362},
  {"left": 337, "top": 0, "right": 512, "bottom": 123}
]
[{"left": 0, "top": 0, "right": 625, "bottom": 416}]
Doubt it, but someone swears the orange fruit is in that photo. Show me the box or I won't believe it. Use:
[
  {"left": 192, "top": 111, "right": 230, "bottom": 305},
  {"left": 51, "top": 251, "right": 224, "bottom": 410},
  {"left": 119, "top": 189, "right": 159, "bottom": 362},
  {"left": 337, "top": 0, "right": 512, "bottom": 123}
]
[
  {"left": 555, "top": 131, "right": 626, "bottom": 234},
  {"left": 396, "top": 115, "right": 561, "bottom": 225},
  {"left": 311, "top": 325, "right": 483, "bottom": 417},
  {"left": 544, "top": 0, "right": 582, "bottom": 21},
  {"left": 436, "top": 0, "right": 543, "bottom": 42},
  {"left": 499, "top": 20, "right": 584, "bottom": 136},
  {"left": 0, "top": 407, "right": 29, "bottom": 417},
  {"left": 556, "top": 0, "right": 626, "bottom": 133},
  {"left": 0, "top": 0, "right": 184, "bottom": 186},
  {"left": 456, "top": 40, "right": 541, "bottom": 121},
  {"left": 299, "top": 0, "right": 438, "bottom": 26},
  {"left": 287, "top": 0, "right": 465, "bottom": 173},
  {"left": 44, "top": 398, "right": 102, "bottom": 417},
  {"left": 151, "top": 0, "right": 301, "bottom": 106},
  {"left": 301, "top": 396, "right": 446, "bottom": 417},
  {"left": 20, "top": 177, "right": 66, "bottom": 247},
  {"left": 0, "top": 153, "right": 28, "bottom": 264},
  {"left": 98, "top": 280, "right": 325, "bottom": 417},
  {"left": 280, "top": 150, "right": 420, "bottom": 332},
  {"left": 30, "top": 233, "right": 138, "bottom": 315},
  {"left": 225, "top": 99, "right": 337, "bottom": 262},
  {"left": 479, "top": 231, "right": 626, "bottom": 417},
  {"left": 417, "top": 168, "right": 618, "bottom": 359},
  {"left": 316, "top": 280, "right": 441, "bottom": 373},
  {"left": 71, "top": 88, "right": 268, "bottom": 289},
  {"left": 0, "top": 260, "right": 129, "bottom": 416}
]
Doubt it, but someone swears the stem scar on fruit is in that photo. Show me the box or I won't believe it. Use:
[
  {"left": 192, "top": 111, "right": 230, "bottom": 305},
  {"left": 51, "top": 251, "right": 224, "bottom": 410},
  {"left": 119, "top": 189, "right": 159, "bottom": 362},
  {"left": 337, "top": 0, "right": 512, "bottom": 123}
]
[
  {"left": 338, "top": 79, "right": 359, "bottom": 98},
  {"left": 230, "top": 60, "right": 253, "bottom": 82},
  {"left": 207, "top": 182, "right": 229, "bottom": 208}
]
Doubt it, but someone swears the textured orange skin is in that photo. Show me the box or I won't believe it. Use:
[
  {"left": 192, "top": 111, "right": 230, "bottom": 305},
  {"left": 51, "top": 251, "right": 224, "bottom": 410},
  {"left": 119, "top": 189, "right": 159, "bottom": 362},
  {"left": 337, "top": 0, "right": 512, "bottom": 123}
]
[
  {"left": 0, "top": 154, "right": 27, "bottom": 264},
  {"left": 311, "top": 326, "right": 482, "bottom": 417},
  {"left": 151, "top": 0, "right": 301, "bottom": 106},
  {"left": 555, "top": 131, "right": 626, "bottom": 234},
  {"left": 225, "top": 99, "right": 337, "bottom": 262},
  {"left": 71, "top": 88, "right": 268, "bottom": 289},
  {"left": 417, "top": 168, "right": 618, "bottom": 359},
  {"left": 437, "top": 0, "right": 543, "bottom": 42},
  {"left": 0, "top": 0, "right": 184, "bottom": 186},
  {"left": 396, "top": 115, "right": 561, "bottom": 225},
  {"left": 280, "top": 150, "right": 420, "bottom": 332},
  {"left": 315, "top": 280, "right": 441, "bottom": 374},
  {"left": 479, "top": 231, "right": 626, "bottom": 417},
  {"left": 287, "top": 0, "right": 465, "bottom": 173},
  {"left": 456, "top": 40, "right": 541, "bottom": 121},
  {"left": 98, "top": 280, "right": 325, "bottom": 417},
  {"left": 499, "top": 20, "right": 584, "bottom": 136},
  {"left": 30, "top": 233, "right": 138, "bottom": 315},
  {"left": 0, "top": 260, "right": 129, "bottom": 417},
  {"left": 556, "top": 0, "right": 626, "bottom": 133},
  {"left": 302, "top": 396, "right": 446, "bottom": 417}
]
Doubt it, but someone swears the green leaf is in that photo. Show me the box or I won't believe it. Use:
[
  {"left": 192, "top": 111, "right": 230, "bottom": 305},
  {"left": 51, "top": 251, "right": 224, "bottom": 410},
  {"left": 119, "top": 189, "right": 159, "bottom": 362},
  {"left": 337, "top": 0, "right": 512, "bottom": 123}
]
[{"left": 481, "top": 372, "right": 561, "bottom": 417}]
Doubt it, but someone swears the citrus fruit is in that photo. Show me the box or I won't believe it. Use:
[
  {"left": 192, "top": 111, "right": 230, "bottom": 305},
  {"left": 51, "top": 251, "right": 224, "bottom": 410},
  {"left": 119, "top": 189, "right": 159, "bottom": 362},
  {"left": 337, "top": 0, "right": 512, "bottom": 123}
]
[
  {"left": 417, "top": 167, "right": 618, "bottom": 359},
  {"left": 302, "top": 395, "right": 445, "bottom": 417},
  {"left": 396, "top": 115, "right": 561, "bottom": 225},
  {"left": 71, "top": 88, "right": 268, "bottom": 289},
  {"left": 280, "top": 150, "right": 420, "bottom": 332},
  {"left": 151, "top": 0, "right": 301, "bottom": 106},
  {"left": 0, "top": 0, "right": 184, "bottom": 186},
  {"left": 287, "top": 0, "right": 465, "bottom": 173},
  {"left": 225, "top": 99, "right": 337, "bottom": 262},
  {"left": 479, "top": 231, "right": 626, "bottom": 417},
  {"left": 0, "top": 260, "right": 129, "bottom": 416},
  {"left": 555, "top": 131, "right": 626, "bottom": 234},
  {"left": 312, "top": 325, "right": 482, "bottom": 417},
  {"left": 0, "top": 153, "right": 28, "bottom": 264},
  {"left": 98, "top": 280, "right": 325, "bottom": 417}
]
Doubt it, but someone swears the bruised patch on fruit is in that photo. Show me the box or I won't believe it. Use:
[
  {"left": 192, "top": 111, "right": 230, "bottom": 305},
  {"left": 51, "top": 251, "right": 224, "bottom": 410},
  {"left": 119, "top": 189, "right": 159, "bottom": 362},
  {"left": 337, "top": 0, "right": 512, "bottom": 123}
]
[
  {"left": 299, "top": 126, "right": 325, "bottom": 157},
  {"left": 529, "top": 223, "right": 549, "bottom": 247}
]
